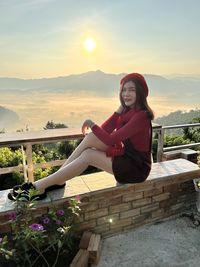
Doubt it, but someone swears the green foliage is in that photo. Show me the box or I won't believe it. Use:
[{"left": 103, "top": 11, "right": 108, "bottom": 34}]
[
  {"left": 0, "top": 120, "right": 85, "bottom": 188},
  {"left": 151, "top": 129, "right": 198, "bottom": 162},
  {"left": 58, "top": 140, "right": 82, "bottom": 158},
  {"left": 154, "top": 109, "right": 200, "bottom": 127},
  {"left": 33, "top": 168, "right": 53, "bottom": 181},
  {"left": 183, "top": 117, "right": 200, "bottom": 144},
  {"left": 197, "top": 153, "right": 200, "bottom": 167},
  {"left": 0, "top": 192, "right": 81, "bottom": 267},
  {"left": 1, "top": 173, "right": 24, "bottom": 190},
  {"left": 152, "top": 113, "right": 200, "bottom": 161},
  {"left": 0, "top": 147, "right": 23, "bottom": 189},
  {"left": 0, "top": 139, "right": 83, "bottom": 189},
  {"left": 0, "top": 147, "right": 56, "bottom": 189},
  {"left": 31, "top": 146, "right": 64, "bottom": 181},
  {"left": 154, "top": 109, "right": 200, "bottom": 136},
  {"left": 0, "top": 147, "right": 22, "bottom": 167},
  {"left": 58, "top": 141, "right": 74, "bottom": 157},
  {"left": 152, "top": 135, "right": 158, "bottom": 162},
  {"left": 164, "top": 135, "right": 192, "bottom": 147}
]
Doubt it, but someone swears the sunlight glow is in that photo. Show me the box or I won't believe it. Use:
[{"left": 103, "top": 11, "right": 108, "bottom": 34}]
[{"left": 83, "top": 37, "right": 96, "bottom": 52}]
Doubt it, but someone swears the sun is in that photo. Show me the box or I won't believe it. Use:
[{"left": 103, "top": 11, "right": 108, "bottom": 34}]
[{"left": 83, "top": 37, "right": 96, "bottom": 52}]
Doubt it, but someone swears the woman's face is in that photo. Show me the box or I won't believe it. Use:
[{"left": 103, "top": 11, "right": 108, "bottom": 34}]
[{"left": 121, "top": 81, "right": 137, "bottom": 108}]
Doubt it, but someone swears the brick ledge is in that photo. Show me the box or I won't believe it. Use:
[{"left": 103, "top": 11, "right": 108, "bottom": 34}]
[{"left": 0, "top": 159, "right": 199, "bottom": 215}]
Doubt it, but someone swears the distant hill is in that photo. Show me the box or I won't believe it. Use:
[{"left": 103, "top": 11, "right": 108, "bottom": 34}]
[
  {"left": 154, "top": 109, "right": 200, "bottom": 135},
  {"left": 0, "top": 71, "right": 200, "bottom": 103},
  {"left": 0, "top": 70, "right": 122, "bottom": 96},
  {"left": 0, "top": 106, "right": 19, "bottom": 130}
]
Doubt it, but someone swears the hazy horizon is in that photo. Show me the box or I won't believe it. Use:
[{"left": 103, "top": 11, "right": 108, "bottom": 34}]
[
  {"left": 2, "top": 91, "right": 199, "bottom": 133},
  {"left": 1, "top": 70, "right": 199, "bottom": 132}
]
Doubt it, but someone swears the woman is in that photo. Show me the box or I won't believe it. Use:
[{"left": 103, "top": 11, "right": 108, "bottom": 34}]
[{"left": 8, "top": 73, "right": 154, "bottom": 201}]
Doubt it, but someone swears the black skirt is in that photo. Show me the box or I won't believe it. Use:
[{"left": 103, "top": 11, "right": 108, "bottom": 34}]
[{"left": 112, "top": 139, "right": 151, "bottom": 184}]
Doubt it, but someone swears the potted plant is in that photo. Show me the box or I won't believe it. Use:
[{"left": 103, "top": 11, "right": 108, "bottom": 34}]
[{"left": 0, "top": 189, "right": 81, "bottom": 267}]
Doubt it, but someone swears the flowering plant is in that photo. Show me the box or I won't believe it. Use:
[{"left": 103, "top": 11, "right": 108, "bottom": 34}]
[{"left": 0, "top": 189, "right": 81, "bottom": 267}]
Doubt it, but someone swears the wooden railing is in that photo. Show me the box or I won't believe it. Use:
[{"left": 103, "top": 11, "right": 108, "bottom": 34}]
[
  {"left": 0, "top": 122, "right": 199, "bottom": 182},
  {"left": 156, "top": 123, "right": 200, "bottom": 161},
  {"left": 0, "top": 128, "right": 84, "bottom": 182}
]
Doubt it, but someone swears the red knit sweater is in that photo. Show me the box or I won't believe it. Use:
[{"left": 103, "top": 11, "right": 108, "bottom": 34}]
[{"left": 92, "top": 109, "right": 151, "bottom": 155}]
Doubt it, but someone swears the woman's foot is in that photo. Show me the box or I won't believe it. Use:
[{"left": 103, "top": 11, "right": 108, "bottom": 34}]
[
  {"left": 8, "top": 182, "right": 66, "bottom": 201},
  {"left": 8, "top": 182, "right": 47, "bottom": 201}
]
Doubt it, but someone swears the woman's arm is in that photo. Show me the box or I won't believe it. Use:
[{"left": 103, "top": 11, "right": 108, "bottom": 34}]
[
  {"left": 82, "top": 106, "right": 124, "bottom": 135},
  {"left": 92, "top": 111, "right": 150, "bottom": 146},
  {"left": 100, "top": 106, "right": 124, "bottom": 133}
]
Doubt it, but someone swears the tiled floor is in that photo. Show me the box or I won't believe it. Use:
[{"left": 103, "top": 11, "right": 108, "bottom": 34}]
[{"left": 0, "top": 171, "right": 116, "bottom": 214}]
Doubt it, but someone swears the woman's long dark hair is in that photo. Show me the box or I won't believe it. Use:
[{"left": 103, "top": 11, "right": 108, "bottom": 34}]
[{"left": 120, "top": 78, "right": 154, "bottom": 120}]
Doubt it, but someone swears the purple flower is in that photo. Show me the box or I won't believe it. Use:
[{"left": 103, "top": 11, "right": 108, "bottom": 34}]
[
  {"left": 56, "top": 209, "right": 64, "bottom": 216},
  {"left": 42, "top": 217, "right": 50, "bottom": 224},
  {"left": 7, "top": 212, "right": 17, "bottom": 221},
  {"left": 29, "top": 223, "right": 44, "bottom": 231},
  {"left": 56, "top": 220, "right": 62, "bottom": 225},
  {"left": 0, "top": 237, "right": 2, "bottom": 243}
]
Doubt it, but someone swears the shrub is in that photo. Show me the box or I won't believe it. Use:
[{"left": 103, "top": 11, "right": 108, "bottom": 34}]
[{"left": 0, "top": 191, "right": 81, "bottom": 267}]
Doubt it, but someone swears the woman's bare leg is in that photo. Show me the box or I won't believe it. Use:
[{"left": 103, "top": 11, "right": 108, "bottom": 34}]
[
  {"left": 61, "top": 132, "right": 108, "bottom": 168},
  {"left": 34, "top": 148, "right": 113, "bottom": 193}
]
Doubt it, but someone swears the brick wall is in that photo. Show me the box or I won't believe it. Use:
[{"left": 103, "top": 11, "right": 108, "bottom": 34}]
[
  {"left": 77, "top": 178, "right": 196, "bottom": 237},
  {"left": 0, "top": 175, "right": 197, "bottom": 237}
]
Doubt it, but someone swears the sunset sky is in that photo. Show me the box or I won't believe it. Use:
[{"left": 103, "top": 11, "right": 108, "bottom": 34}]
[{"left": 0, "top": 0, "right": 200, "bottom": 78}]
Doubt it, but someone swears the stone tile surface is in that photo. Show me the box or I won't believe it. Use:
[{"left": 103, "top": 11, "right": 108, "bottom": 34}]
[{"left": 93, "top": 217, "right": 200, "bottom": 267}]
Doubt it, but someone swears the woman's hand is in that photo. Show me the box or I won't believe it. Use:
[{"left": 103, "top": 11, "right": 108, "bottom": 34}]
[
  {"left": 82, "top": 119, "right": 95, "bottom": 135},
  {"left": 116, "top": 105, "right": 124, "bottom": 114}
]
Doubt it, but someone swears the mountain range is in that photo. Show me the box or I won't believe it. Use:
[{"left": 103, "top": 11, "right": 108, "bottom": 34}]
[{"left": 0, "top": 70, "right": 200, "bottom": 102}]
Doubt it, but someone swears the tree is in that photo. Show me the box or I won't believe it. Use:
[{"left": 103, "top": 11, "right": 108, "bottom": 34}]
[
  {"left": 183, "top": 117, "right": 200, "bottom": 144},
  {"left": 43, "top": 120, "right": 68, "bottom": 130},
  {"left": 0, "top": 147, "right": 24, "bottom": 189}
]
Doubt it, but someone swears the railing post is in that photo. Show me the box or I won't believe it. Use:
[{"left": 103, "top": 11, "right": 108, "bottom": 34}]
[
  {"left": 157, "top": 127, "right": 164, "bottom": 162},
  {"left": 25, "top": 143, "right": 34, "bottom": 182},
  {"left": 21, "top": 145, "right": 28, "bottom": 182}
]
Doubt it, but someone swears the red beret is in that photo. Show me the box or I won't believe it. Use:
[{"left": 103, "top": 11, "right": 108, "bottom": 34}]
[{"left": 120, "top": 73, "right": 149, "bottom": 97}]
